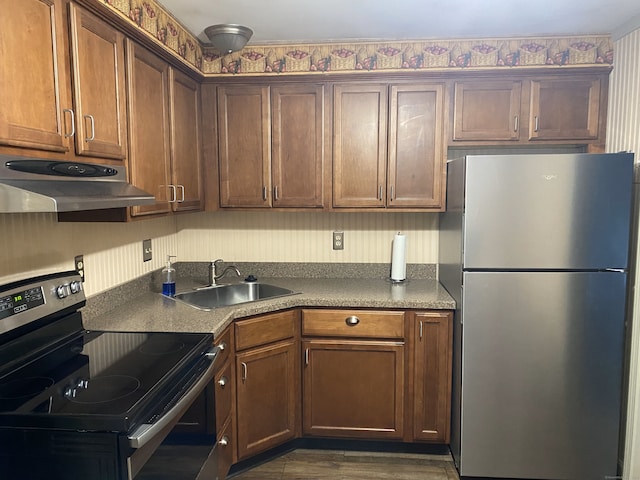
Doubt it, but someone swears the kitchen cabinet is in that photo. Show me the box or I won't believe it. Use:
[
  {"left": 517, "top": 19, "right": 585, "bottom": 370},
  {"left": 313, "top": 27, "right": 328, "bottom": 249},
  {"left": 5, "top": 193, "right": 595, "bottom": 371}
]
[
  {"left": 217, "top": 84, "right": 325, "bottom": 208},
  {"left": 126, "top": 40, "right": 204, "bottom": 217},
  {"left": 126, "top": 40, "right": 172, "bottom": 217},
  {"left": 332, "top": 83, "right": 445, "bottom": 209},
  {"left": 234, "top": 310, "right": 300, "bottom": 460},
  {"left": 451, "top": 74, "right": 606, "bottom": 145},
  {"left": 0, "top": 1, "right": 127, "bottom": 163},
  {"left": 410, "top": 311, "right": 453, "bottom": 443},
  {"left": 0, "top": 0, "right": 72, "bottom": 154},
  {"left": 301, "top": 309, "right": 406, "bottom": 439},
  {"left": 68, "top": 3, "right": 127, "bottom": 161}
]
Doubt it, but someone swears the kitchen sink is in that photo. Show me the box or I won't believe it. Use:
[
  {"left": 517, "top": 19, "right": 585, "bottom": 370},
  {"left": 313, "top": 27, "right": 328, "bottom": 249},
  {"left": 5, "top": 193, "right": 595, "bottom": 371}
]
[{"left": 169, "top": 282, "right": 297, "bottom": 311}]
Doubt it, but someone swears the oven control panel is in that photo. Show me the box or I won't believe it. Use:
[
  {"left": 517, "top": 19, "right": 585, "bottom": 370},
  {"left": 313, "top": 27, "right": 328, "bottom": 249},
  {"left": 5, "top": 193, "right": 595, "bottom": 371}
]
[{"left": 0, "top": 272, "right": 85, "bottom": 336}]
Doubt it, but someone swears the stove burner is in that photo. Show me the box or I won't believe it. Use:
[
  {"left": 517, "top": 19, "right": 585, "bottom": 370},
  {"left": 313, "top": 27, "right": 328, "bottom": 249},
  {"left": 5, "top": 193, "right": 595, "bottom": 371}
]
[
  {"left": 0, "top": 377, "right": 54, "bottom": 400},
  {"left": 68, "top": 375, "right": 140, "bottom": 404},
  {"left": 139, "top": 338, "right": 185, "bottom": 355}
]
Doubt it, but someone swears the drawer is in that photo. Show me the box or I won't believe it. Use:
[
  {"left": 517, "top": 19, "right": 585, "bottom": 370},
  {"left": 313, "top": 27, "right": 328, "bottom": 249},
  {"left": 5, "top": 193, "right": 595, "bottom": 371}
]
[
  {"left": 302, "top": 309, "right": 405, "bottom": 339},
  {"left": 214, "top": 326, "right": 232, "bottom": 368},
  {"left": 235, "top": 310, "right": 298, "bottom": 351},
  {"left": 215, "top": 360, "right": 233, "bottom": 433},
  {"left": 217, "top": 417, "right": 234, "bottom": 480}
]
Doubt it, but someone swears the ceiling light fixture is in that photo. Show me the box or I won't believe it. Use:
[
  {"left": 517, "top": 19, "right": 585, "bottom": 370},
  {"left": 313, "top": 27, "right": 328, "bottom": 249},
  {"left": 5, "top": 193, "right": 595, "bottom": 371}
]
[{"left": 204, "top": 24, "right": 253, "bottom": 54}]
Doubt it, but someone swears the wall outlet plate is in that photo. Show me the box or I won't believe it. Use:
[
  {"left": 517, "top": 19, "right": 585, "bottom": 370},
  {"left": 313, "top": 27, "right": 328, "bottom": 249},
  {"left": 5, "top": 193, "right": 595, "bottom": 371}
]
[
  {"left": 143, "top": 239, "right": 152, "bottom": 262},
  {"left": 333, "top": 231, "right": 344, "bottom": 250},
  {"left": 74, "top": 255, "right": 85, "bottom": 282}
]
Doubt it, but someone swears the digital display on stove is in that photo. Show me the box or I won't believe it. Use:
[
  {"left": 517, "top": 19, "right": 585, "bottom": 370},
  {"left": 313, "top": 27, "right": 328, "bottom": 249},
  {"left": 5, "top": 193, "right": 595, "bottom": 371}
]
[{"left": 0, "top": 287, "right": 45, "bottom": 321}]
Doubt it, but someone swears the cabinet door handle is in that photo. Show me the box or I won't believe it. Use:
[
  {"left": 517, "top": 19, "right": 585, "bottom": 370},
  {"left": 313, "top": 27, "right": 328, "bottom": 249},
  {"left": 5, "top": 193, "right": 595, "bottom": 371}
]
[
  {"left": 419, "top": 320, "right": 423, "bottom": 339},
  {"left": 168, "top": 185, "right": 177, "bottom": 203},
  {"left": 217, "top": 341, "right": 227, "bottom": 351},
  {"left": 305, "top": 348, "right": 309, "bottom": 366},
  {"left": 241, "top": 362, "right": 247, "bottom": 383},
  {"left": 273, "top": 185, "right": 279, "bottom": 201},
  {"left": 378, "top": 185, "right": 383, "bottom": 201},
  {"left": 514, "top": 115, "right": 519, "bottom": 132},
  {"left": 345, "top": 316, "right": 360, "bottom": 326},
  {"left": 63, "top": 109, "right": 75, "bottom": 138},
  {"left": 84, "top": 114, "right": 95, "bottom": 141},
  {"left": 262, "top": 186, "right": 268, "bottom": 201},
  {"left": 534, "top": 115, "right": 540, "bottom": 132},
  {"left": 218, "top": 436, "right": 229, "bottom": 447},
  {"left": 177, "top": 185, "right": 185, "bottom": 202},
  {"left": 218, "top": 376, "right": 227, "bottom": 388},
  {"left": 389, "top": 185, "right": 394, "bottom": 201}
]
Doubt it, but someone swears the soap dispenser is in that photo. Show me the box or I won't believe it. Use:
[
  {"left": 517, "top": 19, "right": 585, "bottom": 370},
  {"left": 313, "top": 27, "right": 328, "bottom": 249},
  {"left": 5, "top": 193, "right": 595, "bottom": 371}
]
[{"left": 162, "top": 255, "right": 177, "bottom": 296}]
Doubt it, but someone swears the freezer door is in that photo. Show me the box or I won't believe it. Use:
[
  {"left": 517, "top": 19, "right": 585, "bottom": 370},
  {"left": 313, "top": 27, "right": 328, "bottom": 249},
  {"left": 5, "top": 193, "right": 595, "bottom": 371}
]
[
  {"left": 462, "top": 153, "right": 633, "bottom": 269},
  {"left": 460, "top": 271, "right": 625, "bottom": 480}
]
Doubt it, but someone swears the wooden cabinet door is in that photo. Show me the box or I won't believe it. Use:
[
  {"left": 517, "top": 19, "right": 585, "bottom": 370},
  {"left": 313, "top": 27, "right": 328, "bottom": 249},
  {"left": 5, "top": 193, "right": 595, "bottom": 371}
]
[
  {"left": 169, "top": 68, "right": 203, "bottom": 212},
  {"left": 126, "top": 40, "right": 171, "bottom": 217},
  {"left": 217, "top": 85, "right": 271, "bottom": 207},
  {"left": 333, "top": 84, "right": 387, "bottom": 207},
  {"left": 388, "top": 84, "right": 445, "bottom": 208},
  {"left": 302, "top": 339, "right": 405, "bottom": 439},
  {"left": 236, "top": 339, "right": 298, "bottom": 460},
  {"left": 412, "top": 311, "right": 452, "bottom": 443},
  {"left": 68, "top": 3, "right": 127, "bottom": 161},
  {"left": 452, "top": 80, "right": 522, "bottom": 141},
  {"left": 271, "top": 84, "right": 325, "bottom": 208},
  {"left": 0, "top": 0, "right": 72, "bottom": 153},
  {"left": 528, "top": 78, "right": 601, "bottom": 140}
]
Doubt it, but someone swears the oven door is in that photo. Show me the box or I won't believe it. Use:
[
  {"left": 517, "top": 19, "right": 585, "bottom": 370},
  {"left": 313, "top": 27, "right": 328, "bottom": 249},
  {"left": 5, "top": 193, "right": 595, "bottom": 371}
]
[{"left": 126, "top": 345, "right": 221, "bottom": 479}]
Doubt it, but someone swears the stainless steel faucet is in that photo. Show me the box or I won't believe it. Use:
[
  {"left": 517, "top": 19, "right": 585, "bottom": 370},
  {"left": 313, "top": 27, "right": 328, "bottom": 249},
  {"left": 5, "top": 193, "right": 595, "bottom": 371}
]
[{"left": 209, "top": 259, "right": 241, "bottom": 285}]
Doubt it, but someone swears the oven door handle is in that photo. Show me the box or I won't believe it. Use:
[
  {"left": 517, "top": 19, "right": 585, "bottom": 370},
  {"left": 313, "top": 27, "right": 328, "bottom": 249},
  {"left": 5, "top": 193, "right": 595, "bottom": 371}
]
[{"left": 128, "top": 345, "right": 220, "bottom": 449}]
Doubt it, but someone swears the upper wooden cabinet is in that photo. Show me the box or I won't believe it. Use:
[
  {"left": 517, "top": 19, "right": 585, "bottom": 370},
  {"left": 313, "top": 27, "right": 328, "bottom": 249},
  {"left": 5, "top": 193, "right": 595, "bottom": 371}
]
[
  {"left": 528, "top": 78, "right": 601, "bottom": 141},
  {"left": 452, "top": 80, "right": 522, "bottom": 141},
  {"left": 126, "top": 40, "right": 172, "bottom": 217},
  {"left": 0, "top": 1, "right": 127, "bottom": 164},
  {"left": 68, "top": 3, "right": 127, "bottom": 161},
  {"left": 217, "top": 84, "right": 325, "bottom": 208},
  {"left": 332, "top": 82, "right": 446, "bottom": 210},
  {"left": 451, "top": 74, "right": 607, "bottom": 146},
  {"left": 0, "top": 0, "right": 72, "bottom": 153}
]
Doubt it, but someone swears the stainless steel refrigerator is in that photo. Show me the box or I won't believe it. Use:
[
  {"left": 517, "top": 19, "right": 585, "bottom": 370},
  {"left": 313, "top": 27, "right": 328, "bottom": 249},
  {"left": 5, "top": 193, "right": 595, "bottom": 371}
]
[{"left": 439, "top": 153, "right": 634, "bottom": 479}]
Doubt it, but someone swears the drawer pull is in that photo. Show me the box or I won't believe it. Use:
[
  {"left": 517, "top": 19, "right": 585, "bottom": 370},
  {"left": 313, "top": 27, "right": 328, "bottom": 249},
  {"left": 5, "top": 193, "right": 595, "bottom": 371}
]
[
  {"left": 345, "top": 316, "right": 360, "bottom": 326},
  {"left": 218, "top": 376, "right": 227, "bottom": 387},
  {"left": 217, "top": 341, "right": 227, "bottom": 351},
  {"left": 219, "top": 436, "right": 229, "bottom": 447}
]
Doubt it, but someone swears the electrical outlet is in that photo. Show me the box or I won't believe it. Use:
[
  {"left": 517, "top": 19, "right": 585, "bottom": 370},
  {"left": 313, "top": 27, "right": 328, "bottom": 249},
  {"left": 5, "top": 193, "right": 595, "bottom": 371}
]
[
  {"left": 143, "top": 239, "right": 152, "bottom": 262},
  {"left": 74, "top": 255, "right": 85, "bottom": 282},
  {"left": 333, "top": 231, "right": 344, "bottom": 250}
]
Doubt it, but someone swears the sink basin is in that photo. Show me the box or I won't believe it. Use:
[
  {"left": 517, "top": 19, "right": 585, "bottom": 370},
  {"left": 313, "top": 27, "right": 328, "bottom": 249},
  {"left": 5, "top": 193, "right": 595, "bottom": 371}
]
[{"left": 170, "top": 283, "right": 297, "bottom": 311}]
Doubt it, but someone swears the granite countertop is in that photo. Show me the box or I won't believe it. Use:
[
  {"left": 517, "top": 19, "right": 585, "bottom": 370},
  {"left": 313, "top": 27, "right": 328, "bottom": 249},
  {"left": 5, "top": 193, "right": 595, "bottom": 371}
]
[{"left": 82, "top": 276, "right": 455, "bottom": 338}]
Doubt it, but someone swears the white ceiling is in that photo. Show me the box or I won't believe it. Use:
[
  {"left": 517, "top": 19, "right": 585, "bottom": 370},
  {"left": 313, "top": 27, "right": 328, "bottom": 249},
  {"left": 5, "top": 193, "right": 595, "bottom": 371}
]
[{"left": 157, "top": 0, "right": 640, "bottom": 46}]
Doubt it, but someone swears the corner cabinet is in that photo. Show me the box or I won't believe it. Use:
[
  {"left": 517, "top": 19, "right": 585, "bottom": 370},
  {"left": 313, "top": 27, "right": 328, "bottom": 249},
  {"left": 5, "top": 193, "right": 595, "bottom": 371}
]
[
  {"left": 234, "top": 310, "right": 300, "bottom": 460},
  {"left": 217, "top": 84, "right": 325, "bottom": 208},
  {"left": 332, "top": 82, "right": 446, "bottom": 210},
  {"left": 451, "top": 73, "right": 607, "bottom": 147}
]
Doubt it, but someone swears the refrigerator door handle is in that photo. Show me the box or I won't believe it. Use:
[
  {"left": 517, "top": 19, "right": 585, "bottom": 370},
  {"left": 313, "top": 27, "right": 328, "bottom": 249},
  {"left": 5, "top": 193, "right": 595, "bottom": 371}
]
[{"left": 604, "top": 268, "right": 627, "bottom": 273}]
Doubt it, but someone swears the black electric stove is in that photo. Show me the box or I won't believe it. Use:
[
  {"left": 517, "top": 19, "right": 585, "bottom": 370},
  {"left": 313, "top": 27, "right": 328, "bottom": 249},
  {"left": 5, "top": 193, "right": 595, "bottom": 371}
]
[{"left": 0, "top": 271, "right": 219, "bottom": 479}]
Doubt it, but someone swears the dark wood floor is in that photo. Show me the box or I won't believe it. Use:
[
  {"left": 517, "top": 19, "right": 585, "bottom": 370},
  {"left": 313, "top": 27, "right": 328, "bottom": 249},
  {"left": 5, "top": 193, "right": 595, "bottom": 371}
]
[{"left": 229, "top": 448, "right": 460, "bottom": 480}]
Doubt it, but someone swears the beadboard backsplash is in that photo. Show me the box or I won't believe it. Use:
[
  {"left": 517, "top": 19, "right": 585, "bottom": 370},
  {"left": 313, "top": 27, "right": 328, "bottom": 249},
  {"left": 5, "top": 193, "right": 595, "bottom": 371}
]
[{"left": 1, "top": 211, "right": 438, "bottom": 297}]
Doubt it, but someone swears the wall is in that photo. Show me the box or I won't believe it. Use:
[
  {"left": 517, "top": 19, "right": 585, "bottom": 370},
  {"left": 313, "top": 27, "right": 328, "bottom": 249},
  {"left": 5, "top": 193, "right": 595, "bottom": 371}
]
[
  {"left": 176, "top": 211, "right": 438, "bottom": 264},
  {"left": 0, "top": 210, "right": 438, "bottom": 297},
  {"left": 608, "top": 22, "right": 640, "bottom": 480},
  {"left": 0, "top": 213, "right": 178, "bottom": 297}
]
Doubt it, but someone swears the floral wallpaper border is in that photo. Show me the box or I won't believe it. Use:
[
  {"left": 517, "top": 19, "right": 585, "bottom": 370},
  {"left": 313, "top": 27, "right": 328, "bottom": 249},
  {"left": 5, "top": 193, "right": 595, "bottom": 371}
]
[{"left": 104, "top": 0, "right": 614, "bottom": 76}]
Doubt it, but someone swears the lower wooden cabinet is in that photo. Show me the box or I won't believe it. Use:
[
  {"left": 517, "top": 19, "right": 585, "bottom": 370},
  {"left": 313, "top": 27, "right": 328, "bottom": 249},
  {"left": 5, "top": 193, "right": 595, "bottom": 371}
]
[
  {"left": 302, "top": 339, "right": 405, "bottom": 439},
  {"left": 234, "top": 311, "right": 300, "bottom": 460},
  {"left": 410, "top": 311, "right": 453, "bottom": 443}
]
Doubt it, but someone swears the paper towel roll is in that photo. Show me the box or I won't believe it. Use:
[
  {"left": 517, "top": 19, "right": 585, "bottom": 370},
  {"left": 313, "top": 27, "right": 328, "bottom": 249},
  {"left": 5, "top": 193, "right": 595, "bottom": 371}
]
[{"left": 391, "top": 233, "right": 406, "bottom": 281}]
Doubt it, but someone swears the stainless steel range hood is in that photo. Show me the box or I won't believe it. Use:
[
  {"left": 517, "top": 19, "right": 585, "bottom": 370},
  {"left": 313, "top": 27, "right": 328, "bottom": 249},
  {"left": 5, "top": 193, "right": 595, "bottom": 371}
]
[{"left": 0, "top": 156, "right": 156, "bottom": 213}]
